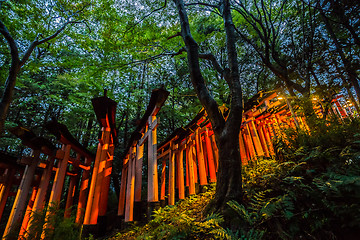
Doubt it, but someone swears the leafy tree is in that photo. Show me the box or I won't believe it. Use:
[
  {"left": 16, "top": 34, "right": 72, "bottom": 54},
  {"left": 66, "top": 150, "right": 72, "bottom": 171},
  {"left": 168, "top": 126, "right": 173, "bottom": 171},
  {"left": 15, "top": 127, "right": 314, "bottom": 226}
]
[{"left": 0, "top": 0, "right": 90, "bottom": 134}]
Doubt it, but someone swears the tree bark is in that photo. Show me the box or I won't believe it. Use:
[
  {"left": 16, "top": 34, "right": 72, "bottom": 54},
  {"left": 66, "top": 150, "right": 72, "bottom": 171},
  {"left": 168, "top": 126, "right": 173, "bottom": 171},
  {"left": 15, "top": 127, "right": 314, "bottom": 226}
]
[
  {"left": 0, "top": 20, "right": 20, "bottom": 135},
  {"left": 173, "top": 0, "right": 243, "bottom": 215}
]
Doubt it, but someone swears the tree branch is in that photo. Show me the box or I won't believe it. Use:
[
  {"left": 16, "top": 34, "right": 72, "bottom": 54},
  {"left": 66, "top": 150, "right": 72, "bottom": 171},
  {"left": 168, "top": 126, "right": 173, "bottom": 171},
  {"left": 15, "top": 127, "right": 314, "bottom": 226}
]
[
  {"left": 19, "top": 4, "right": 90, "bottom": 67},
  {"left": 0, "top": 20, "right": 20, "bottom": 66},
  {"left": 184, "top": 2, "right": 218, "bottom": 8},
  {"left": 125, "top": 0, "right": 168, "bottom": 34},
  {"left": 173, "top": 0, "right": 225, "bottom": 133},
  {"left": 198, "top": 53, "right": 224, "bottom": 74}
]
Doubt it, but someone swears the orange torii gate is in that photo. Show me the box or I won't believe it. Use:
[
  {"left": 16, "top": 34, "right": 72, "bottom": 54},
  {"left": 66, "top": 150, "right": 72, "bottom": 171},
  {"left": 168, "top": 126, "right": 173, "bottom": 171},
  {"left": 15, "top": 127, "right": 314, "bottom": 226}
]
[
  {"left": 2, "top": 127, "right": 57, "bottom": 239},
  {"left": 0, "top": 151, "right": 24, "bottom": 224},
  {"left": 82, "top": 91, "right": 117, "bottom": 236},
  {"left": 43, "top": 120, "right": 95, "bottom": 234},
  {"left": 117, "top": 88, "right": 169, "bottom": 224},
  {"left": 0, "top": 125, "right": 94, "bottom": 239}
]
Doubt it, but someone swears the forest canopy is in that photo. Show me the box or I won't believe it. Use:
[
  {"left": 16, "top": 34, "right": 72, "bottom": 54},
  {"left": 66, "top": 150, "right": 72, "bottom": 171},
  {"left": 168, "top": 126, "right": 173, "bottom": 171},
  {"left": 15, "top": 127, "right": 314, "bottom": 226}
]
[{"left": 1, "top": 0, "right": 358, "bottom": 152}]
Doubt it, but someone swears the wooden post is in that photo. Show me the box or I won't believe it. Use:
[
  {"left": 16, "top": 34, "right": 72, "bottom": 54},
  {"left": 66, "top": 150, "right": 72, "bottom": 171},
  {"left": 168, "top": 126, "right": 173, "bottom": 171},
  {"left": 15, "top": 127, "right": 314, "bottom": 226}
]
[
  {"left": 262, "top": 124, "right": 274, "bottom": 154},
  {"left": 125, "top": 147, "right": 136, "bottom": 222},
  {"left": 26, "top": 156, "right": 55, "bottom": 236},
  {"left": 0, "top": 168, "right": 15, "bottom": 221},
  {"left": 187, "top": 142, "right": 196, "bottom": 195},
  {"left": 147, "top": 116, "right": 158, "bottom": 203},
  {"left": 65, "top": 154, "right": 81, "bottom": 218},
  {"left": 168, "top": 142, "right": 175, "bottom": 206},
  {"left": 257, "top": 124, "right": 270, "bottom": 157},
  {"left": 245, "top": 124, "right": 257, "bottom": 160},
  {"left": 83, "top": 141, "right": 103, "bottom": 225},
  {"left": 160, "top": 158, "right": 166, "bottom": 202},
  {"left": 238, "top": 130, "right": 248, "bottom": 164},
  {"left": 3, "top": 150, "right": 40, "bottom": 239},
  {"left": 335, "top": 99, "right": 348, "bottom": 118},
  {"left": 133, "top": 143, "right": 144, "bottom": 221},
  {"left": 185, "top": 145, "right": 189, "bottom": 188},
  {"left": 117, "top": 157, "right": 128, "bottom": 217},
  {"left": 19, "top": 186, "right": 38, "bottom": 238},
  {"left": 195, "top": 129, "right": 207, "bottom": 187},
  {"left": 192, "top": 144, "right": 198, "bottom": 184},
  {"left": 134, "top": 144, "right": 144, "bottom": 203},
  {"left": 89, "top": 127, "right": 111, "bottom": 224},
  {"left": 177, "top": 147, "right": 185, "bottom": 200},
  {"left": 75, "top": 157, "right": 92, "bottom": 224},
  {"left": 202, "top": 140, "right": 209, "bottom": 175},
  {"left": 210, "top": 134, "right": 219, "bottom": 171},
  {"left": 249, "top": 119, "right": 265, "bottom": 157},
  {"left": 41, "top": 144, "right": 71, "bottom": 239},
  {"left": 204, "top": 129, "right": 216, "bottom": 182},
  {"left": 99, "top": 141, "right": 115, "bottom": 217}
]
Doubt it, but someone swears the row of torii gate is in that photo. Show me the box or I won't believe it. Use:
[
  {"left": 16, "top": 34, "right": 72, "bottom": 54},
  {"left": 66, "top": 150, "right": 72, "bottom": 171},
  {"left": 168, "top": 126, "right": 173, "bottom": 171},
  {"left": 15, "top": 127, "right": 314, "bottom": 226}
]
[{"left": 0, "top": 88, "right": 352, "bottom": 239}]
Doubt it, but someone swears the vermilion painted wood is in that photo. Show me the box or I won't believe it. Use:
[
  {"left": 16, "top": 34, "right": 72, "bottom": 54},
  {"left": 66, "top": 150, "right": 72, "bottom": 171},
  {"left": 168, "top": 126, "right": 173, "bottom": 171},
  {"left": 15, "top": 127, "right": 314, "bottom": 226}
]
[
  {"left": 117, "top": 158, "right": 128, "bottom": 216},
  {"left": 177, "top": 148, "right": 185, "bottom": 200},
  {"left": 238, "top": 131, "right": 248, "bottom": 165},
  {"left": 41, "top": 145, "right": 71, "bottom": 239},
  {"left": 19, "top": 186, "right": 38, "bottom": 238},
  {"left": 249, "top": 119, "right": 265, "bottom": 157},
  {"left": 210, "top": 134, "right": 219, "bottom": 172},
  {"left": 160, "top": 159, "right": 166, "bottom": 201},
  {"left": 99, "top": 141, "right": 115, "bottom": 217},
  {"left": 187, "top": 143, "right": 196, "bottom": 195},
  {"left": 204, "top": 130, "right": 217, "bottom": 183},
  {"left": 0, "top": 168, "right": 15, "bottom": 221},
  {"left": 3, "top": 150, "right": 40, "bottom": 239},
  {"left": 257, "top": 124, "right": 270, "bottom": 157},
  {"left": 195, "top": 130, "right": 207, "bottom": 186},
  {"left": 90, "top": 127, "right": 111, "bottom": 224},
  {"left": 65, "top": 154, "right": 81, "bottom": 218},
  {"left": 168, "top": 143, "right": 176, "bottom": 205},
  {"left": 75, "top": 156, "right": 91, "bottom": 224},
  {"left": 83, "top": 141, "right": 103, "bottom": 224},
  {"left": 134, "top": 144, "right": 144, "bottom": 202},
  {"left": 147, "top": 116, "right": 159, "bottom": 202},
  {"left": 125, "top": 147, "right": 136, "bottom": 222}
]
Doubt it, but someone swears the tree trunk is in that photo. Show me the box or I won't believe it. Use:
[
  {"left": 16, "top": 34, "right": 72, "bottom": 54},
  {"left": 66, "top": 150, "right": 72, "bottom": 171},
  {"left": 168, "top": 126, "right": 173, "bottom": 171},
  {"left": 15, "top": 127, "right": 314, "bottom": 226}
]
[
  {"left": 173, "top": 0, "right": 243, "bottom": 217},
  {"left": 213, "top": 129, "right": 242, "bottom": 211},
  {"left": 0, "top": 66, "right": 19, "bottom": 135},
  {"left": 0, "top": 21, "right": 20, "bottom": 135}
]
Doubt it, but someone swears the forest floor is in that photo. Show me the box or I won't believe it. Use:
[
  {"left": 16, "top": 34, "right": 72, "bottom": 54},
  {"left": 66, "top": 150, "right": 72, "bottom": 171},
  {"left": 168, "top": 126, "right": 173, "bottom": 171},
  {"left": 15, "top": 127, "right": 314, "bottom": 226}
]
[{"left": 107, "top": 185, "right": 219, "bottom": 240}]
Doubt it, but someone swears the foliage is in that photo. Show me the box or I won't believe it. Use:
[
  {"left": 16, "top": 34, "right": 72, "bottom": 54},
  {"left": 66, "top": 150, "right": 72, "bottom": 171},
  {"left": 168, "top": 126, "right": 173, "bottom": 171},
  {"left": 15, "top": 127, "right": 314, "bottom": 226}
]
[
  {"left": 110, "top": 184, "right": 230, "bottom": 240},
  {"left": 237, "top": 118, "right": 360, "bottom": 239},
  {"left": 17, "top": 202, "right": 81, "bottom": 240}
]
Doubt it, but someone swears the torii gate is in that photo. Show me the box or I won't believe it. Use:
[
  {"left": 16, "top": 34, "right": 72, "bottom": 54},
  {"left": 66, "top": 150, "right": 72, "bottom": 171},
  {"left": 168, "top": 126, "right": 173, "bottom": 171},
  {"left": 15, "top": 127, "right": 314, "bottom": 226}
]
[
  {"left": 0, "top": 124, "right": 95, "bottom": 239},
  {"left": 117, "top": 88, "right": 169, "bottom": 224},
  {"left": 82, "top": 91, "right": 117, "bottom": 236}
]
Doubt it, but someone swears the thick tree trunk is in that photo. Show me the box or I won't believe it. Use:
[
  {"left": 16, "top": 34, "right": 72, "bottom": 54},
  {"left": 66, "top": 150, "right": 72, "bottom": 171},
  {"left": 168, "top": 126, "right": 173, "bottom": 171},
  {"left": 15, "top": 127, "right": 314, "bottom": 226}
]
[
  {"left": 0, "top": 66, "right": 19, "bottom": 135},
  {"left": 174, "top": 0, "right": 243, "bottom": 217},
  {"left": 213, "top": 129, "right": 242, "bottom": 210},
  {"left": 0, "top": 21, "right": 20, "bottom": 135}
]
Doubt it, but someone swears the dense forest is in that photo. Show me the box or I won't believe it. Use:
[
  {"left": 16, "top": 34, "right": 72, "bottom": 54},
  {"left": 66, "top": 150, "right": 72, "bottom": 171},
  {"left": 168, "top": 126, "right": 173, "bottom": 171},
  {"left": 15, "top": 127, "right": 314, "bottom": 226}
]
[{"left": 1, "top": 0, "right": 360, "bottom": 239}]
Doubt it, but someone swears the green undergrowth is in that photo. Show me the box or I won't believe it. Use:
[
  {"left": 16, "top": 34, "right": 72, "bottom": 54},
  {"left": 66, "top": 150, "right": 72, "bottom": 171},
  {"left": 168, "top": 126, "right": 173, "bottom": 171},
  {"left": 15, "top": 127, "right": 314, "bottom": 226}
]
[
  {"left": 108, "top": 185, "right": 229, "bottom": 240},
  {"left": 109, "top": 118, "right": 360, "bottom": 240}
]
